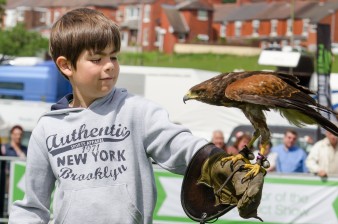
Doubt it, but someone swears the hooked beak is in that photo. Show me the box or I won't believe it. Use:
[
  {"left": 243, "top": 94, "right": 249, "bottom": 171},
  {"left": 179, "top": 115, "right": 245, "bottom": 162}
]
[{"left": 183, "top": 91, "right": 192, "bottom": 104}]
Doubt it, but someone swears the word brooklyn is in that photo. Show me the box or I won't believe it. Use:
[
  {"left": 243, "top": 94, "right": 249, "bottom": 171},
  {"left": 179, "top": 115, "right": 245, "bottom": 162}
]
[{"left": 58, "top": 165, "right": 127, "bottom": 181}]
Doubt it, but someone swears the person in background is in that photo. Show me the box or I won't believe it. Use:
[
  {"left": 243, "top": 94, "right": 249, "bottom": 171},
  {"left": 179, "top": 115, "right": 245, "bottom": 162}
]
[
  {"left": 0, "top": 125, "right": 27, "bottom": 199},
  {"left": 252, "top": 140, "right": 277, "bottom": 172},
  {"left": 272, "top": 129, "right": 308, "bottom": 173},
  {"left": 306, "top": 127, "right": 338, "bottom": 177},
  {"left": 227, "top": 133, "right": 252, "bottom": 156},
  {"left": 235, "top": 131, "right": 244, "bottom": 139},
  {"left": 211, "top": 130, "right": 227, "bottom": 152},
  {"left": 1, "top": 125, "right": 27, "bottom": 159}
]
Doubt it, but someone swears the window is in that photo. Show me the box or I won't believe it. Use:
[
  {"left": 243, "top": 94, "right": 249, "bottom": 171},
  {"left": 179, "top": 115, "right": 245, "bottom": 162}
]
[
  {"left": 252, "top": 20, "right": 260, "bottom": 37},
  {"left": 235, "top": 21, "right": 242, "bottom": 37},
  {"left": 270, "top": 19, "right": 277, "bottom": 36},
  {"left": 4, "top": 9, "right": 17, "bottom": 27},
  {"left": 0, "top": 82, "right": 24, "bottom": 90},
  {"left": 302, "top": 18, "right": 310, "bottom": 36},
  {"left": 154, "top": 27, "right": 166, "bottom": 51},
  {"left": 309, "top": 24, "right": 317, "bottom": 33},
  {"left": 143, "top": 4, "right": 151, "bottom": 23},
  {"left": 197, "top": 10, "right": 208, "bottom": 21},
  {"left": 116, "top": 10, "right": 123, "bottom": 22},
  {"left": 178, "top": 33, "right": 186, "bottom": 43},
  {"left": 286, "top": 19, "right": 292, "bottom": 36},
  {"left": 39, "top": 11, "right": 46, "bottom": 23},
  {"left": 197, "top": 34, "right": 209, "bottom": 42},
  {"left": 220, "top": 22, "right": 227, "bottom": 38},
  {"left": 17, "top": 9, "right": 25, "bottom": 22},
  {"left": 126, "top": 6, "right": 140, "bottom": 21},
  {"left": 46, "top": 10, "right": 51, "bottom": 25},
  {"left": 54, "top": 11, "right": 60, "bottom": 23},
  {"left": 143, "top": 28, "right": 149, "bottom": 46},
  {"left": 155, "top": 27, "right": 166, "bottom": 47},
  {"left": 0, "top": 95, "right": 23, "bottom": 100}
]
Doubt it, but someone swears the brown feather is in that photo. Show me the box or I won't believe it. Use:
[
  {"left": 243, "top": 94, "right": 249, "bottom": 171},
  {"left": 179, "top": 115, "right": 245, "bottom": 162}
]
[{"left": 184, "top": 71, "right": 338, "bottom": 140}]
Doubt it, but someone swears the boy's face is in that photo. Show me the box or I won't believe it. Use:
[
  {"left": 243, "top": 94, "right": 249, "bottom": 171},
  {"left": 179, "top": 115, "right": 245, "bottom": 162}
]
[{"left": 68, "top": 45, "right": 120, "bottom": 105}]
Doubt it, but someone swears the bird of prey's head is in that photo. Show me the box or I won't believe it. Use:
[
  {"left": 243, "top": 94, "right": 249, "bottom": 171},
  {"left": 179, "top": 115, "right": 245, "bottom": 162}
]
[{"left": 183, "top": 81, "right": 215, "bottom": 104}]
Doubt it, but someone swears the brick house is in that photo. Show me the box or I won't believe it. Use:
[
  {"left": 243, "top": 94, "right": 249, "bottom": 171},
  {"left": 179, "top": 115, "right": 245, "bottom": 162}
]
[
  {"left": 213, "top": 0, "right": 338, "bottom": 51},
  {"left": 160, "top": 1, "right": 215, "bottom": 53},
  {"left": 3, "top": 0, "right": 118, "bottom": 37},
  {"left": 117, "top": 0, "right": 178, "bottom": 52},
  {"left": 2, "top": 0, "right": 338, "bottom": 54}
]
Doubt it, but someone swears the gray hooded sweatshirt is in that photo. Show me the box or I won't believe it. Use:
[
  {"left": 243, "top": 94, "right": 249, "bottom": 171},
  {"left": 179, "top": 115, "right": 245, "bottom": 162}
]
[{"left": 9, "top": 88, "right": 208, "bottom": 224}]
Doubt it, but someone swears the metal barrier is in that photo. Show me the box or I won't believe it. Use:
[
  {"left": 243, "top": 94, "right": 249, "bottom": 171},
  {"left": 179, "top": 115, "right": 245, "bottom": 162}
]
[{"left": 0, "top": 156, "right": 25, "bottom": 223}]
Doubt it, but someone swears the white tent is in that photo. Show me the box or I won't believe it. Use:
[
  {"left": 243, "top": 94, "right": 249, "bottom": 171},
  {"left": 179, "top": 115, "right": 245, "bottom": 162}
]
[{"left": 0, "top": 99, "right": 52, "bottom": 143}]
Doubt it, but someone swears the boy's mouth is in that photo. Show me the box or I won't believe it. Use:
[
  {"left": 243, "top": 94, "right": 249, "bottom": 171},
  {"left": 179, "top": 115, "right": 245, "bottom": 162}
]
[{"left": 100, "top": 77, "right": 113, "bottom": 80}]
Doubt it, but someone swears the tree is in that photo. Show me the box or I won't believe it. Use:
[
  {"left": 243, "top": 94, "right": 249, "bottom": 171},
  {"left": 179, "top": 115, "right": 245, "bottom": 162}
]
[
  {"left": 0, "top": 23, "right": 49, "bottom": 63},
  {"left": 0, "top": 0, "right": 5, "bottom": 25}
]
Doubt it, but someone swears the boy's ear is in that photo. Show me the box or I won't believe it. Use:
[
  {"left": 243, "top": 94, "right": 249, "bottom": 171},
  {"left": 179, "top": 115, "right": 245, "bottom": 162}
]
[{"left": 56, "top": 56, "right": 72, "bottom": 77}]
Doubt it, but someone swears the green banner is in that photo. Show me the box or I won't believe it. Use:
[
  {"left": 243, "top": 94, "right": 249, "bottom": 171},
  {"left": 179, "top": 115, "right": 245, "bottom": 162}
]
[
  {"left": 8, "top": 162, "right": 338, "bottom": 223},
  {"left": 9, "top": 161, "right": 26, "bottom": 205}
]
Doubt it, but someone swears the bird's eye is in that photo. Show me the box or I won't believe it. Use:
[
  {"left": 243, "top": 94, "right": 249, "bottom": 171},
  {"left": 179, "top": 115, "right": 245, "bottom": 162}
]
[{"left": 196, "top": 90, "right": 204, "bottom": 94}]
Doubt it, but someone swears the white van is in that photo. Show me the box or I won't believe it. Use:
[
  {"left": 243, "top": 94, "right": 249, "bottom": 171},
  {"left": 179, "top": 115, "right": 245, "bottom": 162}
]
[{"left": 0, "top": 99, "right": 52, "bottom": 146}]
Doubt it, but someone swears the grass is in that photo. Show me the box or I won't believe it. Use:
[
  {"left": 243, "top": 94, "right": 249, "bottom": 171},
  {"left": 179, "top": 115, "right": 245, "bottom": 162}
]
[{"left": 119, "top": 52, "right": 338, "bottom": 73}]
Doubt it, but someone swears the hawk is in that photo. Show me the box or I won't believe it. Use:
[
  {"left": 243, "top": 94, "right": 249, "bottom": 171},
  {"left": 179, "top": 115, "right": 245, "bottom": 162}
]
[{"left": 183, "top": 71, "right": 338, "bottom": 178}]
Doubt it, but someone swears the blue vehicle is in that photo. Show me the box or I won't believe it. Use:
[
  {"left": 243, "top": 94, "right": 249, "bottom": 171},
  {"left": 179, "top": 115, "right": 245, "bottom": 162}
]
[{"left": 0, "top": 60, "right": 72, "bottom": 102}]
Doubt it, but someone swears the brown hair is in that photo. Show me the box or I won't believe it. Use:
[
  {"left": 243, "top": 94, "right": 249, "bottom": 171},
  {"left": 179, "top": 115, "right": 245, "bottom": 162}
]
[
  {"left": 284, "top": 129, "right": 298, "bottom": 137},
  {"left": 233, "top": 133, "right": 251, "bottom": 149},
  {"left": 49, "top": 8, "right": 121, "bottom": 78},
  {"left": 10, "top": 125, "right": 24, "bottom": 134}
]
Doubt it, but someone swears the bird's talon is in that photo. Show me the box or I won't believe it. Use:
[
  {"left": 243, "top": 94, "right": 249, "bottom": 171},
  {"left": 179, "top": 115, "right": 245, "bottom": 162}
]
[{"left": 241, "top": 163, "right": 265, "bottom": 182}]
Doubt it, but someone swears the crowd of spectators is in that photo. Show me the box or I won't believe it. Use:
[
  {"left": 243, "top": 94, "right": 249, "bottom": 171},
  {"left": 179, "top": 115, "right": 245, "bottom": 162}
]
[{"left": 211, "top": 125, "right": 338, "bottom": 177}]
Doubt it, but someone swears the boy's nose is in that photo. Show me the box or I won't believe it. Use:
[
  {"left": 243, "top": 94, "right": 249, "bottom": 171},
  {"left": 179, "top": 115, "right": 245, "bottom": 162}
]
[{"left": 104, "top": 59, "right": 114, "bottom": 71}]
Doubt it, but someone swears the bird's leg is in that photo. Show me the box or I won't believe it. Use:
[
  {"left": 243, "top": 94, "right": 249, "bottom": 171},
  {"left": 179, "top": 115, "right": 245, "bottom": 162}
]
[
  {"left": 241, "top": 116, "right": 270, "bottom": 182},
  {"left": 256, "top": 142, "right": 270, "bottom": 169},
  {"left": 247, "top": 129, "right": 260, "bottom": 149},
  {"left": 242, "top": 133, "right": 270, "bottom": 182},
  {"left": 241, "top": 151, "right": 267, "bottom": 183}
]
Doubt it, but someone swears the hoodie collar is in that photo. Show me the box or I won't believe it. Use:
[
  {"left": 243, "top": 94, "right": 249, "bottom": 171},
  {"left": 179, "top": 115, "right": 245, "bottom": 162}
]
[
  {"left": 51, "top": 94, "right": 73, "bottom": 111},
  {"left": 51, "top": 88, "right": 118, "bottom": 111}
]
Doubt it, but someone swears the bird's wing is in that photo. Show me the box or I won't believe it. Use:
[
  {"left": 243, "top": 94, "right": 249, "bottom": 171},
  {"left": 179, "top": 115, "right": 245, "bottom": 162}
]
[
  {"left": 224, "top": 73, "right": 315, "bottom": 106},
  {"left": 225, "top": 72, "right": 338, "bottom": 135}
]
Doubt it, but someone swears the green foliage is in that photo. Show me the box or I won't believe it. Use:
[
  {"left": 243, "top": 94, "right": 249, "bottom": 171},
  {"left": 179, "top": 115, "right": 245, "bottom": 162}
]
[
  {"left": 222, "top": 0, "right": 236, "bottom": 3},
  {"left": 119, "top": 52, "right": 338, "bottom": 73},
  {"left": 0, "top": 0, "right": 5, "bottom": 24},
  {"left": 119, "top": 52, "right": 275, "bottom": 73},
  {"left": 0, "top": 23, "right": 49, "bottom": 58}
]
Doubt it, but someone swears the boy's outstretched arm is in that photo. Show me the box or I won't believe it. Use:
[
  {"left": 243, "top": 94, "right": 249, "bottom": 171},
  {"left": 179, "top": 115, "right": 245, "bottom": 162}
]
[
  {"left": 142, "top": 101, "right": 208, "bottom": 175},
  {"left": 9, "top": 125, "right": 56, "bottom": 224}
]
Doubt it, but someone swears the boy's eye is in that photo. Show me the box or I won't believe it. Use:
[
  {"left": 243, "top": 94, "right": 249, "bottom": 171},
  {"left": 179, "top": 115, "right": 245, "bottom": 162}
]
[
  {"left": 110, "top": 56, "right": 117, "bottom": 61},
  {"left": 91, "top": 58, "right": 101, "bottom": 63}
]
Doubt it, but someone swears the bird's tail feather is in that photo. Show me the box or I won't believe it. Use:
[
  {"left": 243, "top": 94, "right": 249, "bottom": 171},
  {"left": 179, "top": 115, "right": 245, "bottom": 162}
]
[{"left": 277, "top": 106, "right": 338, "bottom": 136}]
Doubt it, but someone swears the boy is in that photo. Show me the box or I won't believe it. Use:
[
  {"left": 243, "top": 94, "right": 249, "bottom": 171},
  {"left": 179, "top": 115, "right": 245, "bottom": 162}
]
[
  {"left": 9, "top": 8, "right": 264, "bottom": 224},
  {"left": 9, "top": 8, "right": 209, "bottom": 224}
]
